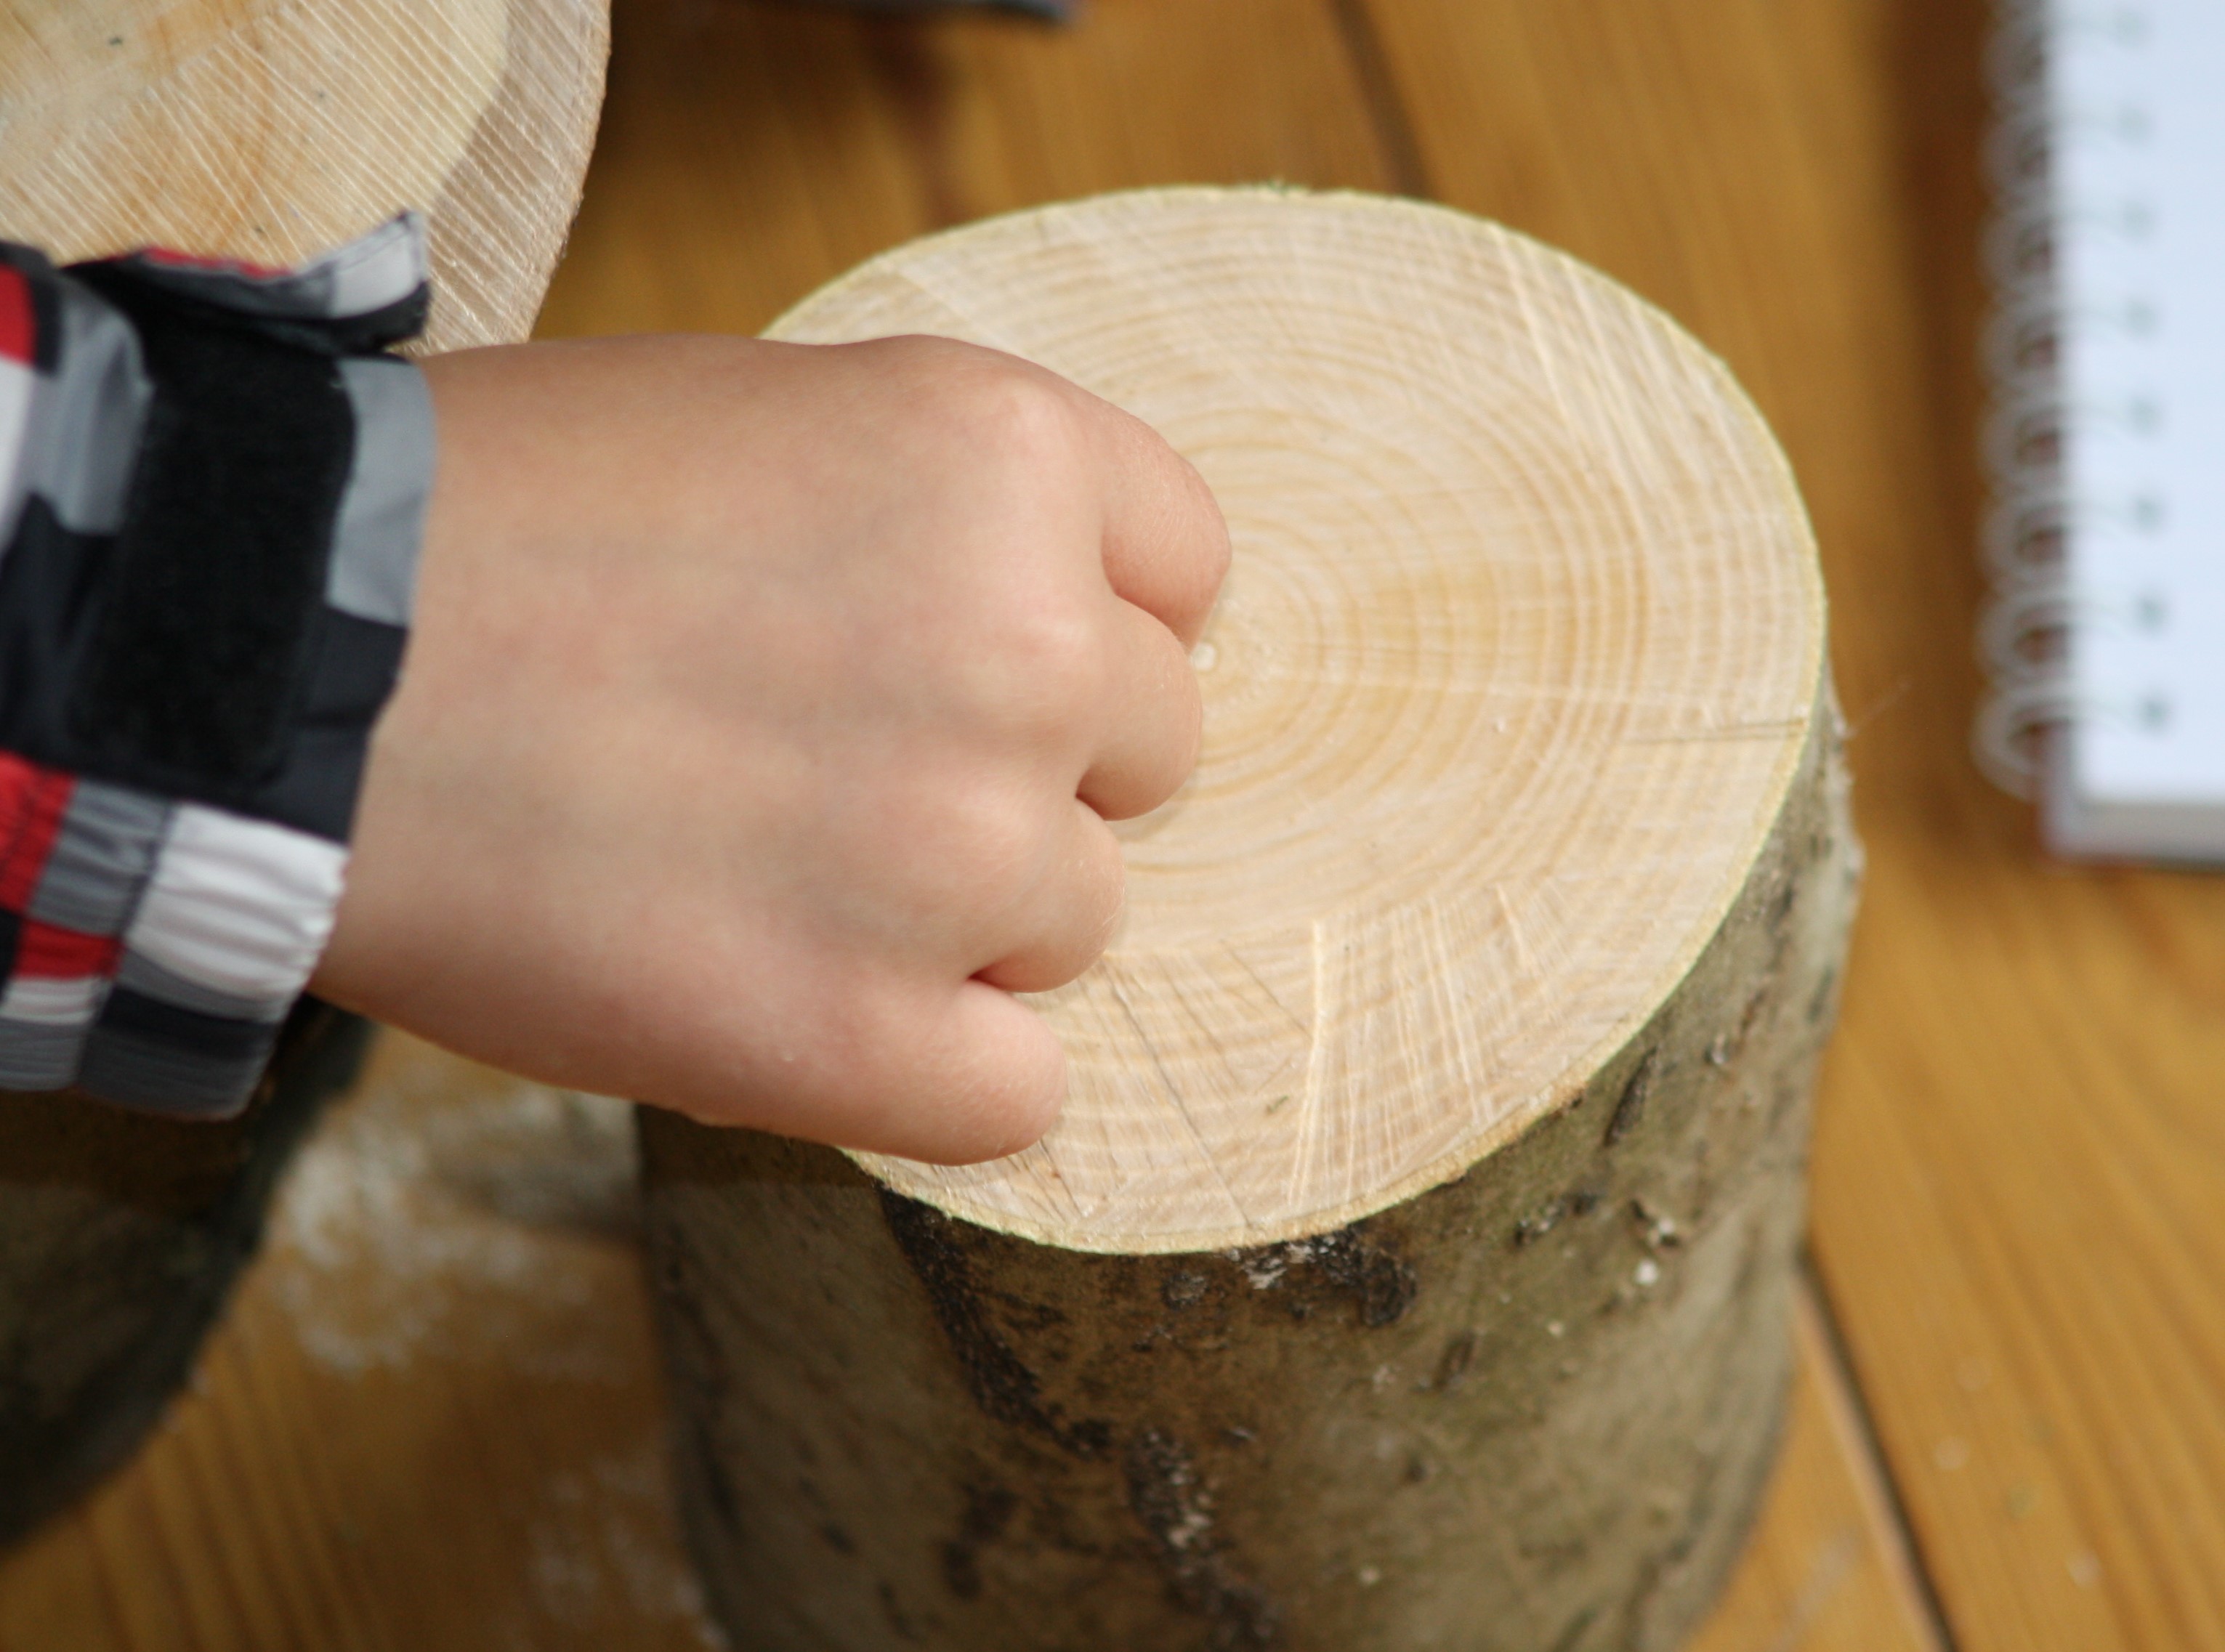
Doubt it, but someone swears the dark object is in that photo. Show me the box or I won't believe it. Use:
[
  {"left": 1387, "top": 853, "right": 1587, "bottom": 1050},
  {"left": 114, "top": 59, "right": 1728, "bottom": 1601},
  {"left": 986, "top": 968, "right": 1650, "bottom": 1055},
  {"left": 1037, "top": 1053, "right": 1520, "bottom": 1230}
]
[
  {"left": 65, "top": 290, "right": 355, "bottom": 798},
  {"left": 0, "top": 999, "right": 371, "bottom": 1545}
]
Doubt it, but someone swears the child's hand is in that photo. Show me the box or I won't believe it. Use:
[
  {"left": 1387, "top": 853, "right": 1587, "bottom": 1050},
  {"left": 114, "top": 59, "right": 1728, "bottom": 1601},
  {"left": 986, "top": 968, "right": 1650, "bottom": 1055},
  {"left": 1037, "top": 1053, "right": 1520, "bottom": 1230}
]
[{"left": 310, "top": 334, "right": 1229, "bottom": 1163}]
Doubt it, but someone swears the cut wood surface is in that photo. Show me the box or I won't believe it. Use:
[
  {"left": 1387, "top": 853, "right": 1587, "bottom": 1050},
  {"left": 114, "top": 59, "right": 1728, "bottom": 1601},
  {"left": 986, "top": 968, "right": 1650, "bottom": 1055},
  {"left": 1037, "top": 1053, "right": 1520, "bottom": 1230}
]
[
  {"left": 0, "top": 0, "right": 610, "bottom": 350},
  {"left": 766, "top": 188, "right": 1832, "bottom": 1255}
]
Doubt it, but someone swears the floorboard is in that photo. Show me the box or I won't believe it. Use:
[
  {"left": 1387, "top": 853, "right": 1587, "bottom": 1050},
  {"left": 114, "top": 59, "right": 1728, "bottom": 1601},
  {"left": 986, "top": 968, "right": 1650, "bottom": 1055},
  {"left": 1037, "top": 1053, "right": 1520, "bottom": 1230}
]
[
  {"left": 536, "top": 0, "right": 1398, "bottom": 341},
  {"left": 1688, "top": 1286, "right": 1945, "bottom": 1652}
]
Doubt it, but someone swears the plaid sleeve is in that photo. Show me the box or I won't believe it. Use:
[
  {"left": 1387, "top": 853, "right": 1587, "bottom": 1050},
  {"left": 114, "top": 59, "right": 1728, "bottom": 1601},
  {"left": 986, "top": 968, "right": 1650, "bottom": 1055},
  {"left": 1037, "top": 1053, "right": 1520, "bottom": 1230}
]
[{"left": 0, "top": 215, "right": 432, "bottom": 1117}]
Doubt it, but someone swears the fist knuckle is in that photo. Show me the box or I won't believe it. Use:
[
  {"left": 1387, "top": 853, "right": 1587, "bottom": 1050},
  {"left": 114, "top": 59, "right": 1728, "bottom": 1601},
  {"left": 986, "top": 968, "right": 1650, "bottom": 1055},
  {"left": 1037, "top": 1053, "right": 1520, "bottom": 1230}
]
[
  {"left": 951, "top": 783, "right": 1053, "bottom": 895},
  {"left": 943, "top": 589, "right": 1103, "bottom": 748},
  {"left": 941, "top": 366, "right": 1086, "bottom": 482},
  {"left": 998, "top": 599, "right": 1106, "bottom": 726}
]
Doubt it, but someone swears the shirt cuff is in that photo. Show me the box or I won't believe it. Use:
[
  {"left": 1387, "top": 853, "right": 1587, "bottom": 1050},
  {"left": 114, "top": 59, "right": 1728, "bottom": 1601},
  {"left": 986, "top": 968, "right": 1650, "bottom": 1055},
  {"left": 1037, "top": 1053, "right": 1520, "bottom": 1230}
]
[{"left": 0, "top": 215, "right": 432, "bottom": 1117}]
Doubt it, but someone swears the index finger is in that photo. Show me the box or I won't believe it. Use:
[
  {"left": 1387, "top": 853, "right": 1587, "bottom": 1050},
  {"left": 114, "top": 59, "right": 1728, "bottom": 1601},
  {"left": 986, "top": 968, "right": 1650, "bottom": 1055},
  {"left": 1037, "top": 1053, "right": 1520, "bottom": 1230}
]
[{"left": 1066, "top": 387, "right": 1232, "bottom": 649}]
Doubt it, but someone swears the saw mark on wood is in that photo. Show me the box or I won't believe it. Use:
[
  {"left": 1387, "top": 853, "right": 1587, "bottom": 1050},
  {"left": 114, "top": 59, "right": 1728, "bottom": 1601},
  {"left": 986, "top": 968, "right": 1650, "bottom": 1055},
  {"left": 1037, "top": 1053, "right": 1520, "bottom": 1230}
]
[
  {"left": 1493, "top": 882, "right": 1540, "bottom": 979},
  {"left": 1620, "top": 718, "right": 1814, "bottom": 744},
  {"left": 1106, "top": 965, "right": 1252, "bottom": 1228},
  {"left": 1418, "top": 896, "right": 1491, "bottom": 1135},
  {"left": 1283, "top": 916, "right": 1337, "bottom": 1211},
  {"left": 1223, "top": 943, "right": 1310, "bottom": 1040}
]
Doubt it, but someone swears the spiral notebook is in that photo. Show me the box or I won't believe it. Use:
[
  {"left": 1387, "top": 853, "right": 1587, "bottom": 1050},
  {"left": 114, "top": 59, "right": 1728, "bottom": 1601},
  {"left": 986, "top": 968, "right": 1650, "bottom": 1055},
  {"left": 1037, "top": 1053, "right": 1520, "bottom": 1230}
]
[{"left": 1975, "top": 0, "right": 2225, "bottom": 861}]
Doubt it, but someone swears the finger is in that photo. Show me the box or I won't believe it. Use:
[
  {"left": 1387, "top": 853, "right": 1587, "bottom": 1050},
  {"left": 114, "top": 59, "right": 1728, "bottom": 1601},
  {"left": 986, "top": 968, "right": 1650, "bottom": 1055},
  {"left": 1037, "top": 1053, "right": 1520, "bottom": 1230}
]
[
  {"left": 975, "top": 798, "right": 1126, "bottom": 994},
  {"left": 929, "top": 981, "right": 1068, "bottom": 1162},
  {"left": 1067, "top": 392, "right": 1232, "bottom": 647},
  {"left": 655, "top": 962, "right": 1066, "bottom": 1165},
  {"left": 844, "top": 979, "right": 1067, "bottom": 1165},
  {"left": 1079, "top": 597, "right": 1205, "bottom": 820}
]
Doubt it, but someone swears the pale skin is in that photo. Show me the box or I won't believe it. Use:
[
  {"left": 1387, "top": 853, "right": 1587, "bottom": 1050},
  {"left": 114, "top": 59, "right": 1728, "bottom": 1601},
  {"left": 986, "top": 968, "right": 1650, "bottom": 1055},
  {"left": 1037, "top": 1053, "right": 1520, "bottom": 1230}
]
[{"left": 310, "top": 333, "right": 1230, "bottom": 1165}]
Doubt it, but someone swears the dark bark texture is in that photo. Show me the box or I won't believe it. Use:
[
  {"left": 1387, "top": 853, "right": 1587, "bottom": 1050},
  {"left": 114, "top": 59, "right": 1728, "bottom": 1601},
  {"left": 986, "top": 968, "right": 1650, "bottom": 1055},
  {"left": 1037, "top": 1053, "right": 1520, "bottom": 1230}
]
[{"left": 640, "top": 723, "right": 1856, "bottom": 1652}]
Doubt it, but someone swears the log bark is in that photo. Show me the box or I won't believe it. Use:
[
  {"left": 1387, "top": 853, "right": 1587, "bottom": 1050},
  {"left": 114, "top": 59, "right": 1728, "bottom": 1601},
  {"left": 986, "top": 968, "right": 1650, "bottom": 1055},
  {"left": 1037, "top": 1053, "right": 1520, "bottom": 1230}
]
[
  {"left": 638, "top": 190, "right": 1861, "bottom": 1652},
  {"left": 0, "top": 0, "right": 607, "bottom": 1541}
]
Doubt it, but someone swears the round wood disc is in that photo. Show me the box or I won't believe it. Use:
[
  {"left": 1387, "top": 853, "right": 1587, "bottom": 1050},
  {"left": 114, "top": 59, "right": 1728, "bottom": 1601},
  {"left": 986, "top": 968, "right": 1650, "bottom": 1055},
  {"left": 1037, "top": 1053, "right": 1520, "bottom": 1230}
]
[
  {"left": 770, "top": 188, "right": 1827, "bottom": 1255},
  {"left": 0, "top": 0, "right": 608, "bottom": 349}
]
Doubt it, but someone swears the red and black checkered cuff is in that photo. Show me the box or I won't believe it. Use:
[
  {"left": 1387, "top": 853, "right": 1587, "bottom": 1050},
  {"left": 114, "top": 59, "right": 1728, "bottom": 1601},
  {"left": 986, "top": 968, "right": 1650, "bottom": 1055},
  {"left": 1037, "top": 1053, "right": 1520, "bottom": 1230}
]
[{"left": 0, "top": 216, "right": 432, "bottom": 1116}]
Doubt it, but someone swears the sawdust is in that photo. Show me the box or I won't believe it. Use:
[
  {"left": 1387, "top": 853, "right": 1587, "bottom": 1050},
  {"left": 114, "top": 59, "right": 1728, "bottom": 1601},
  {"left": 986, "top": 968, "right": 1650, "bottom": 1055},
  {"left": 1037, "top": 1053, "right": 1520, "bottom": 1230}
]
[
  {"left": 517, "top": 1440, "right": 731, "bottom": 1651},
  {"left": 252, "top": 1040, "right": 728, "bottom": 1645},
  {"left": 270, "top": 1056, "right": 640, "bottom": 1377}
]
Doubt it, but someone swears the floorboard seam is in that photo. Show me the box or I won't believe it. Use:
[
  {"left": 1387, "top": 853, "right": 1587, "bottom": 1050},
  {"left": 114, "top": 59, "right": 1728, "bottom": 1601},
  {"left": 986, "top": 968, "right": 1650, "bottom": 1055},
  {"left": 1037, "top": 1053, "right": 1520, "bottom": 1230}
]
[
  {"left": 1800, "top": 1252, "right": 1963, "bottom": 1652},
  {"left": 1323, "top": 0, "right": 1434, "bottom": 200}
]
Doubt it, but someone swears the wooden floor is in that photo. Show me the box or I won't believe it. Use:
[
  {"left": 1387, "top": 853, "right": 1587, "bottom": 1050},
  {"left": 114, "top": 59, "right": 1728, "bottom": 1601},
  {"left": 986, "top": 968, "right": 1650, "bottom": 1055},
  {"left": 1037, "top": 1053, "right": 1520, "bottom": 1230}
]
[{"left": 5, "top": 0, "right": 2224, "bottom": 1646}]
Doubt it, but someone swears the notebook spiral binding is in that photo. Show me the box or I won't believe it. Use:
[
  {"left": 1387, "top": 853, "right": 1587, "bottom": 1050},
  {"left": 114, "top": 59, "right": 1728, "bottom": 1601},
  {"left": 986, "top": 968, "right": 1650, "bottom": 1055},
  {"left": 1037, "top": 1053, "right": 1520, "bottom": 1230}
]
[
  {"left": 1974, "top": 0, "right": 2068, "bottom": 800},
  {"left": 1976, "top": 1, "right": 2171, "bottom": 801}
]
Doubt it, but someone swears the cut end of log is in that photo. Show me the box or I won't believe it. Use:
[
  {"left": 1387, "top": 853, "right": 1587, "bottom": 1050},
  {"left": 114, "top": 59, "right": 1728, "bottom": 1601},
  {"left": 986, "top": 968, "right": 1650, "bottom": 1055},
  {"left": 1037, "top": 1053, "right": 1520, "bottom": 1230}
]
[
  {"left": 767, "top": 188, "right": 1829, "bottom": 1255},
  {"left": 0, "top": 0, "right": 610, "bottom": 350}
]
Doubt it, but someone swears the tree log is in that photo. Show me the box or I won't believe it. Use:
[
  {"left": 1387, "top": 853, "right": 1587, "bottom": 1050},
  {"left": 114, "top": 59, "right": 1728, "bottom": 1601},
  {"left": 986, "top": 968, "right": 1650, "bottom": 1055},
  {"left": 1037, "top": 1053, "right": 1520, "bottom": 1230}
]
[
  {"left": 639, "top": 189, "right": 1861, "bottom": 1652},
  {"left": 0, "top": 0, "right": 609, "bottom": 350},
  {"left": 0, "top": 0, "right": 608, "bottom": 1541}
]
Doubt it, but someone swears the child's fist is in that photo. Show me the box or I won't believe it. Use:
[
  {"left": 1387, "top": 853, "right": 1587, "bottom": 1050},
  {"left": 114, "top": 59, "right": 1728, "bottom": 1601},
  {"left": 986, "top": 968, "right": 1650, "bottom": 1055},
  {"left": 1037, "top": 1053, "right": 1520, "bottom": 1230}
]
[{"left": 312, "top": 333, "right": 1229, "bottom": 1163}]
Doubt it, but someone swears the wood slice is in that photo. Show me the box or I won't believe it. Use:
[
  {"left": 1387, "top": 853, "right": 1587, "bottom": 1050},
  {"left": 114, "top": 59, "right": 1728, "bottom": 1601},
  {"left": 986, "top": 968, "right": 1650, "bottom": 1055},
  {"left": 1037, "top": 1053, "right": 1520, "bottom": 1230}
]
[
  {"left": 639, "top": 189, "right": 1860, "bottom": 1651},
  {"left": 0, "top": 0, "right": 610, "bottom": 349},
  {"left": 0, "top": 0, "right": 607, "bottom": 1542}
]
